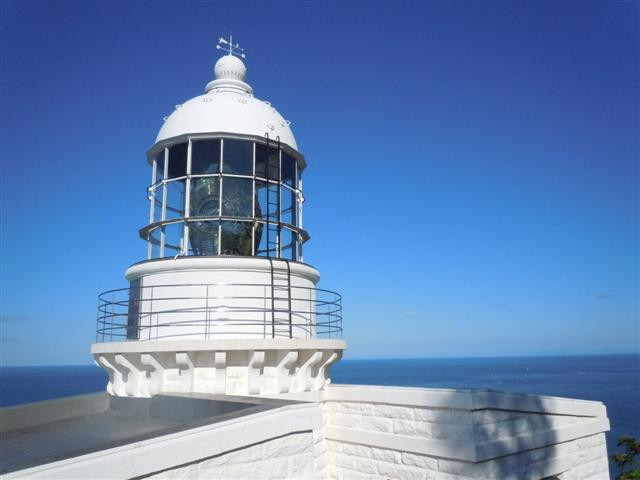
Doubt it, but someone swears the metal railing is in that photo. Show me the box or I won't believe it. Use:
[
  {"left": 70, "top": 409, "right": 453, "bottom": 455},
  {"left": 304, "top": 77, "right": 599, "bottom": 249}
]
[{"left": 95, "top": 283, "right": 342, "bottom": 342}]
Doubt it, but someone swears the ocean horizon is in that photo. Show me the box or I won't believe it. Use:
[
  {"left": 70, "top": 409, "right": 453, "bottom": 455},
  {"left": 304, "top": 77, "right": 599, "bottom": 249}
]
[{"left": 2, "top": 353, "right": 638, "bottom": 476}]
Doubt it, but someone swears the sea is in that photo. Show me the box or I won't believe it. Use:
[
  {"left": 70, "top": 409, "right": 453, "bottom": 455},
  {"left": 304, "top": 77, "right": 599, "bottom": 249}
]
[{"left": 1, "top": 354, "right": 638, "bottom": 476}]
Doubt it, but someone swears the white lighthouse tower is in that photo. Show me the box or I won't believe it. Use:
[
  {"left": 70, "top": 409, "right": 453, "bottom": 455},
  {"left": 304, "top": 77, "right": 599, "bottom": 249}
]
[{"left": 92, "top": 37, "right": 345, "bottom": 397}]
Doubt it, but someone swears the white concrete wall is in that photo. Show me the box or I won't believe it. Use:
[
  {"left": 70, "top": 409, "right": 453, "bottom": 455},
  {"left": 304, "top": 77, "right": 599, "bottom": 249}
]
[
  {"left": 325, "top": 433, "right": 609, "bottom": 480},
  {"left": 321, "top": 385, "right": 611, "bottom": 480},
  {"left": 143, "top": 431, "right": 321, "bottom": 479},
  {"left": 3, "top": 385, "right": 611, "bottom": 479},
  {"left": 125, "top": 257, "right": 320, "bottom": 340}
]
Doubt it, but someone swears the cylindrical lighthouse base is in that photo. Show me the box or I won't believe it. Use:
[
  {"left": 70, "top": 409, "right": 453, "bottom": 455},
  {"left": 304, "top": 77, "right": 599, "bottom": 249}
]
[{"left": 117, "top": 257, "right": 327, "bottom": 341}]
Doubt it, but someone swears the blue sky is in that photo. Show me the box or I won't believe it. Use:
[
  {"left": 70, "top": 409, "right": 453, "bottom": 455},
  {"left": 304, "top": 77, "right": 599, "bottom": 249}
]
[{"left": 1, "top": 1, "right": 638, "bottom": 365}]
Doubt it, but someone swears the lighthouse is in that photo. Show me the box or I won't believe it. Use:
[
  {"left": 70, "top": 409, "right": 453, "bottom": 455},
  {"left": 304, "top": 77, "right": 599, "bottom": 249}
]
[
  {"left": 92, "top": 37, "right": 345, "bottom": 397},
  {"left": 1, "top": 36, "right": 612, "bottom": 480}
]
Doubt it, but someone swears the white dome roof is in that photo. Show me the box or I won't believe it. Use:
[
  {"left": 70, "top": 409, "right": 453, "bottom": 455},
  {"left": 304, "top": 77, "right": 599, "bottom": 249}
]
[{"left": 156, "top": 55, "right": 297, "bottom": 150}]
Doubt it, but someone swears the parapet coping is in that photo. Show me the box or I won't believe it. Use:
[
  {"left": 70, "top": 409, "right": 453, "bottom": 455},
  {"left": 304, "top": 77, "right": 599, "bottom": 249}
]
[
  {"left": 324, "top": 384, "right": 608, "bottom": 417},
  {"left": 322, "top": 384, "right": 610, "bottom": 464}
]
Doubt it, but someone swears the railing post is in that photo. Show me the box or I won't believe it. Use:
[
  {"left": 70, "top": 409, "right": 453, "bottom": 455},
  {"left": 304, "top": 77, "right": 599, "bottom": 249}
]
[
  {"left": 149, "top": 286, "right": 154, "bottom": 341},
  {"left": 95, "top": 296, "right": 100, "bottom": 343},
  {"left": 309, "top": 288, "right": 312, "bottom": 340},
  {"left": 110, "top": 292, "right": 115, "bottom": 342},
  {"left": 205, "top": 284, "right": 210, "bottom": 339}
]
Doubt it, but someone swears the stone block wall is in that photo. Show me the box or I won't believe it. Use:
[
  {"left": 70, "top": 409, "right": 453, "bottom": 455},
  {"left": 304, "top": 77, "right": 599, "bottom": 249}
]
[
  {"left": 322, "top": 386, "right": 611, "bottom": 480},
  {"left": 325, "top": 433, "right": 609, "bottom": 480}
]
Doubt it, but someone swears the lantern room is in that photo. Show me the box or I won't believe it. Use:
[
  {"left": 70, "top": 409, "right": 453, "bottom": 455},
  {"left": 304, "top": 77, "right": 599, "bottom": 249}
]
[
  {"left": 142, "top": 48, "right": 308, "bottom": 262},
  {"left": 143, "top": 135, "right": 306, "bottom": 261}
]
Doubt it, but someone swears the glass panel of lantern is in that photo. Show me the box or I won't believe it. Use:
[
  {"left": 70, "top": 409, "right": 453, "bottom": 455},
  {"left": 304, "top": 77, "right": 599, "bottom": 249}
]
[
  {"left": 153, "top": 191, "right": 164, "bottom": 224},
  {"left": 167, "top": 143, "right": 188, "bottom": 178},
  {"left": 190, "top": 177, "right": 220, "bottom": 217},
  {"left": 268, "top": 147, "right": 279, "bottom": 181},
  {"left": 255, "top": 180, "right": 267, "bottom": 221},
  {"left": 281, "top": 188, "right": 296, "bottom": 226},
  {"left": 253, "top": 220, "right": 279, "bottom": 258},
  {"left": 281, "top": 153, "right": 296, "bottom": 187},
  {"left": 254, "top": 179, "right": 280, "bottom": 221},
  {"left": 165, "top": 180, "right": 185, "bottom": 220},
  {"left": 222, "top": 139, "right": 253, "bottom": 176},
  {"left": 268, "top": 184, "right": 279, "bottom": 220},
  {"left": 255, "top": 222, "right": 269, "bottom": 257},
  {"left": 163, "top": 222, "right": 184, "bottom": 256},
  {"left": 191, "top": 139, "right": 220, "bottom": 175},
  {"left": 220, "top": 221, "right": 253, "bottom": 256},
  {"left": 152, "top": 149, "right": 165, "bottom": 223},
  {"left": 150, "top": 228, "right": 162, "bottom": 259},
  {"left": 253, "top": 222, "right": 264, "bottom": 256},
  {"left": 255, "top": 143, "right": 266, "bottom": 178},
  {"left": 266, "top": 224, "right": 279, "bottom": 257},
  {"left": 154, "top": 149, "right": 166, "bottom": 182},
  {"left": 188, "top": 220, "right": 219, "bottom": 256},
  {"left": 255, "top": 143, "right": 279, "bottom": 180},
  {"left": 280, "top": 228, "right": 296, "bottom": 261},
  {"left": 221, "top": 177, "right": 252, "bottom": 218}
]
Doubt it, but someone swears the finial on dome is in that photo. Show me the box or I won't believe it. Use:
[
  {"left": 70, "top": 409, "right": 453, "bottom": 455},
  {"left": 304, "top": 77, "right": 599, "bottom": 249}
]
[
  {"left": 216, "top": 34, "right": 245, "bottom": 59},
  {"left": 206, "top": 34, "right": 252, "bottom": 95}
]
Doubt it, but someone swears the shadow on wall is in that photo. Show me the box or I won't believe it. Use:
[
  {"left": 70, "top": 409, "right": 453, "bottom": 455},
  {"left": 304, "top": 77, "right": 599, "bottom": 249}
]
[
  {"left": 474, "top": 390, "right": 609, "bottom": 480},
  {"left": 322, "top": 386, "right": 610, "bottom": 480}
]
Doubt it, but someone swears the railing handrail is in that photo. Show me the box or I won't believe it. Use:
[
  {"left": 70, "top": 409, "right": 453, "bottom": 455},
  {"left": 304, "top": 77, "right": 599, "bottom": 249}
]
[
  {"left": 98, "top": 283, "right": 342, "bottom": 299},
  {"left": 95, "top": 281, "right": 342, "bottom": 343}
]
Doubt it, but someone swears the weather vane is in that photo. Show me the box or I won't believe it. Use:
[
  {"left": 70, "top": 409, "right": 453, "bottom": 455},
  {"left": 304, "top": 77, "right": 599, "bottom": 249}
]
[{"left": 216, "top": 34, "right": 246, "bottom": 59}]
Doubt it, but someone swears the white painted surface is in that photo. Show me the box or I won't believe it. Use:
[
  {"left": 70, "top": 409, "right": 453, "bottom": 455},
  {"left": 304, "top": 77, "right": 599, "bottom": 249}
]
[
  {"left": 125, "top": 257, "right": 321, "bottom": 340},
  {"left": 94, "top": 257, "right": 344, "bottom": 396},
  {"left": 93, "top": 338, "right": 345, "bottom": 354},
  {"left": 143, "top": 431, "right": 321, "bottom": 479},
  {"left": 213, "top": 55, "right": 247, "bottom": 84},
  {"left": 325, "top": 433, "right": 609, "bottom": 480},
  {"left": 92, "top": 339, "right": 344, "bottom": 397},
  {"left": 3, "top": 385, "right": 611, "bottom": 479},
  {"left": 125, "top": 257, "right": 320, "bottom": 283},
  {"left": 156, "top": 55, "right": 296, "bottom": 149},
  {"left": 324, "top": 384, "right": 608, "bottom": 419},
  {"left": 321, "top": 384, "right": 611, "bottom": 480}
]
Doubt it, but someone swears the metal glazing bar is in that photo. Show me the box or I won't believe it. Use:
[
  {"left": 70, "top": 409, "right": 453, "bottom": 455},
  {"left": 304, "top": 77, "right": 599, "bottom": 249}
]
[
  {"left": 160, "top": 148, "right": 168, "bottom": 258},
  {"left": 148, "top": 158, "right": 157, "bottom": 259},
  {"left": 265, "top": 133, "right": 271, "bottom": 257},
  {"left": 205, "top": 284, "right": 209, "bottom": 339},
  {"left": 218, "top": 139, "right": 224, "bottom": 256},
  {"left": 252, "top": 141, "right": 256, "bottom": 256},
  {"left": 277, "top": 138, "right": 282, "bottom": 259},
  {"left": 269, "top": 257, "right": 275, "bottom": 338},
  {"left": 287, "top": 260, "right": 292, "bottom": 338},
  {"left": 183, "top": 139, "right": 193, "bottom": 255}
]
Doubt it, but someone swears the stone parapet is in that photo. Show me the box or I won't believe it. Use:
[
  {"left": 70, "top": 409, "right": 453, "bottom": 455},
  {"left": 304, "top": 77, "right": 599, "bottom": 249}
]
[
  {"left": 322, "top": 384, "right": 610, "bottom": 480},
  {"left": 1, "top": 384, "right": 611, "bottom": 479}
]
